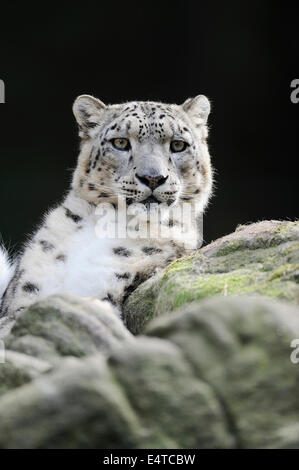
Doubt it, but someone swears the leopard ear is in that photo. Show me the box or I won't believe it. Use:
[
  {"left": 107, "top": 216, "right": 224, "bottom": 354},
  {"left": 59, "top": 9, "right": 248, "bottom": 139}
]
[
  {"left": 182, "top": 95, "right": 211, "bottom": 126},
  {"left": 73, "top": 95, "right": 106, "bottom": 137}
]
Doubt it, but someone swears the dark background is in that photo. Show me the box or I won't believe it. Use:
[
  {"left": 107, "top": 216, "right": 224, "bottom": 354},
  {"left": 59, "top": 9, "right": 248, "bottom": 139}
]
[{"left": 0, "top": 1, "right": 298, "bottom": 252}]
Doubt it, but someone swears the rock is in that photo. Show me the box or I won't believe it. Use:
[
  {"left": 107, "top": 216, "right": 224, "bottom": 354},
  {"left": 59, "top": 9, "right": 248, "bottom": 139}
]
[
  {"left": 0, "top": 350, "right": 52, "bottom": 396},
  {"left": 146, "top": 296, "right": 299, "bottom": 449},
  {"left": 124, "top": 220, "right": 299, "bottom": 334},
  {"left": 0, "top": 294, "right": 133, "bottom": 399},
  {"left": 108, "top": 337, "right": 235, "bottom": 448},
  {"left": 0, "top": 220, "right": 299, "bottom": 449},
  {"left": 6, "top": 293, "right": 133, "bottom": 362},
  {"left": 0, "top": 356, "right": 144, "bottom": 449},
  {"left": 0, "top": 339, "right": 234, "bottom": 449},
  {"left": 1, "top": 295, "right": 298, "bottom": 449}
]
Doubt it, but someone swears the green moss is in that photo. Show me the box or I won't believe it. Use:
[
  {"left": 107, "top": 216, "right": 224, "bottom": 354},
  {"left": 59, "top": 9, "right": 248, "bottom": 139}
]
[
  {"left": 235, "top": 224, "right": 246, "bottom": 232},
  {"left": 126, "top": 258, "right": 299, "bottom": 334},
  {"left": 216, "top": 239, "right": 248, "bottom": 257},
  {"left": 161, "top": 265, "right": 299, "bottom": 313},
  {"left": 0, "top": 368, "right": 31, "bottom": 396},
  {"left": 124, "top": 221, "right": 299, "bottom": 334},
  {"left": 268, "top": 264, "right": 298, "bottom": 281},
  {"left": 270, "top": 221, "right": 299, "bottom": 246},
  {"left": 257, "top": 281, "right": 292, "bottom": 299},
  {"left": 11, "top": 304, "right": 95, "bottom": 358},
  {"left": 164, "top": 255, "right": 195, "bottom": 277},
  {"left": 157, "top": 270, "right": 257, "bottom": 312}
]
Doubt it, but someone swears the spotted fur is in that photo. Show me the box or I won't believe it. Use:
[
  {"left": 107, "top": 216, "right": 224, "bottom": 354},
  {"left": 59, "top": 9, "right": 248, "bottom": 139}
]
[{"left": 0, "top": 95, "right": 213, "bottom": 333}]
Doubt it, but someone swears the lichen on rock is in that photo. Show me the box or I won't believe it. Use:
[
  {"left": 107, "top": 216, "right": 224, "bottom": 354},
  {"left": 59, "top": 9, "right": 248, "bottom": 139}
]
[{"left": 124, "top": 221, "right": 299, "bottom": 334}]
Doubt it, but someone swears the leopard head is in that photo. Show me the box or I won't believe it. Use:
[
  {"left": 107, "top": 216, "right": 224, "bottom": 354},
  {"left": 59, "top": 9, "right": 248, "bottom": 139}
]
[{"left": 72, "top": 95, "right": 213, "bottom": 216}]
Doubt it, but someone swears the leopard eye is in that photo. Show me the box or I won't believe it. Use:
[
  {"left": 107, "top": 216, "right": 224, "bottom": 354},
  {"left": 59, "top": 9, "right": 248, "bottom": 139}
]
[
  {"left": 111, "top": 138, "right": 131, "bottom": 151},
  {"left": 170, "top": 140, "right": 188, "bottom": 153}
]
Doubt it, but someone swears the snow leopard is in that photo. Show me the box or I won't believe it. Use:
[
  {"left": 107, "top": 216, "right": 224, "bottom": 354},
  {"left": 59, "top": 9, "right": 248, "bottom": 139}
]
[{"left": 0, "top": 94, "right": 213, "bottom": 335}]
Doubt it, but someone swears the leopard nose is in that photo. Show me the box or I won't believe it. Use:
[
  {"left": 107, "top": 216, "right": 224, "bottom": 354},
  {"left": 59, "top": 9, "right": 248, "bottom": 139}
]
[{"left": 136, "top": 173, "right": 168, "bottom": 190}]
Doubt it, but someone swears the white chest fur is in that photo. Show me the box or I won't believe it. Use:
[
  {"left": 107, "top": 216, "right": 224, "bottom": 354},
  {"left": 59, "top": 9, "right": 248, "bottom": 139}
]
[
  {"left": 5, "top": 196, "right": 188, "bottom": 317},
  {"left": 59, "top": 225, "right": 137, "bottom": 299},
  {"left": 25, "top": 211, "right": 176, "bottom": 304}
]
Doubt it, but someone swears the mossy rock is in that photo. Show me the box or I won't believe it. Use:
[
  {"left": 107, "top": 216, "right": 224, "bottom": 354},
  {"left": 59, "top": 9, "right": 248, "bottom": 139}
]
[
  {"left": 124, "top": 220, "right": 299, "bottom": 334},
  {"left": 0, "top": 341, "right": 234, "bottom": 449},
  {"left": 0, "top": 220, "right": 299, "bottom": 449},
  {"left": 6, "top": 293, "right": 133, "bottom": 363},
  {"left": 0, "top": 356, "right": 144, "bottom": 449},
  {"left": 146, "top": 296, "right": 299, "bottom": 448},
  {"left": 0, "top": 350, "right": 52, "bottom": 396},
  {"left": 108, "top": 337, "right": 234, "bottom": 449},
  {"left": 0, "top": 296, "right": 299, "bottom": 448}
]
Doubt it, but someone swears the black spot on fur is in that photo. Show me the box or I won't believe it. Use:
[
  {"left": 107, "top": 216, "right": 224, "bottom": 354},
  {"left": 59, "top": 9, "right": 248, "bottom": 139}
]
[
  {"left": 122, "top": 272, "right": 148, "bottom": 305},
  {"left": 142, "top": 247, "right": 163, "bottom": 255},
  {"left": 167, "top": 199, "right": 175, "bottom": 206},
  {"left": 22, "top": 282, "right": 39, "bottom": 294},
  {"left": 102, "top": 293, "right": 116, "bottom": 305},
  {"left": 56, "top": 254, "right": 66, "bottom": 262},
  {"left": 115, "top": 272, "right": 130, "bottom": 280},
  {"left": 87, "top": 122, "right": 98, "bottom": 129},
  {"left": 0, "top": 304, "right": 7, "bottom": 317},
  {"left": 39, "top": 240, "right": 55, "bottom": 252},
  {"left": 15, "top": 307, "right": 25, "bottom": 313},
  {"left": 64, "top": 207, "right": 82, "bottom": 223},
  {"left": 88, "top": 184, "right": 95, "bottom": 191},
  {"left": 10, "top": 267, "right": 25, "bottom": 296},
  {"left": 194, "top": 189, "right": 200, "bottom": 194},
  {"left": 113, "top": 247, "right": 132, "bottom": 257}
]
